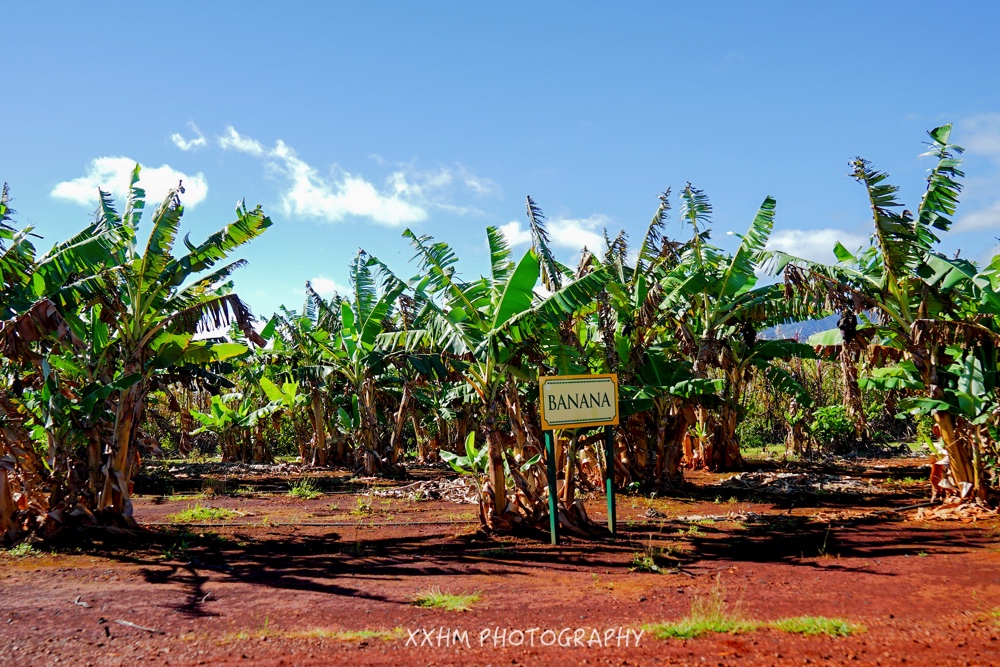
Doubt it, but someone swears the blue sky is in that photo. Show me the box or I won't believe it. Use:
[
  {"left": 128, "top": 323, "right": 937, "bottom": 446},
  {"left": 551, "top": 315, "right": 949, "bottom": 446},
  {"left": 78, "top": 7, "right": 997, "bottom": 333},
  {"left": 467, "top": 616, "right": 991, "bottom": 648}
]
[{"left": 4, "top": 2, "right": 1000, "bottom": 319}]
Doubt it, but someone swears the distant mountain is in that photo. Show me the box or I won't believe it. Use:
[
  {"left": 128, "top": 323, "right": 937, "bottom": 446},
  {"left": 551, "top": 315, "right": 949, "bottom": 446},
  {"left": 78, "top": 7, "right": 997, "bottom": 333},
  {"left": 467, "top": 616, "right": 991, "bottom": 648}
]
[{"left": 761, "top": 314, "right": 839, "bottom": 341}]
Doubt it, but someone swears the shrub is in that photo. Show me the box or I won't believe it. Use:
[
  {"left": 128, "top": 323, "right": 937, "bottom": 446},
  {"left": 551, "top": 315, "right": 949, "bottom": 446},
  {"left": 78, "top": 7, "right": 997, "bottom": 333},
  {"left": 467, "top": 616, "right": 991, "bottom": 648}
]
[{"left": 809, "top": 405, "right": 854, "bottom": 450}]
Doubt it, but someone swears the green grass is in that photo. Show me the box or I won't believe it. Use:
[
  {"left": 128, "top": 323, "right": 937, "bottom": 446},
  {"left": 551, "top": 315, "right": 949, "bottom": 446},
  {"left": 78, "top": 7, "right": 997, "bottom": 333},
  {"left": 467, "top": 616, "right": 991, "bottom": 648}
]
[
  {"left": 630, "top": 553, "right": 661, "bottom": 573},
  {"left": 887, "top": 476, "right": 926, "bottom": 486},
  {"left": 158, "top": 492, "right": 211, "bottom": 502},
  {"left": 223, "top": 625, "right": 404, "bottom": 642},
  {"left": 647, "top": 578, "right": 864, "bottom": 640},
  {"left": 288, "top": 478, "right": 322, "bottom": 500},
  {"left": 742, "top": 443, "right": 786, "bottom": 459},
  {"left": 295, "top": 627, "right": 405, "bottom": 641},
  {"left": 646, "top": 578, "right": 757, "bottom": 639},
  {"left": 411, "top": 588, "right": 480, "bottom": 611},
  {"left": 770, "top": 616, "right": 865, "bottom": 637},
  {"left": 350, "top": 496, "right": 374, "bottom": 516},
  {"left": 1, "top": 542, "right": 41, "bottom": 558},
  {"left": 167, "top": 504, "right": 237, "bottom": 523},
  {"left": 477, "top": 546, "right": 511, "bottom": 558},
  {"left": 649, "top": 616, "right": 759, "bottom": 639}
]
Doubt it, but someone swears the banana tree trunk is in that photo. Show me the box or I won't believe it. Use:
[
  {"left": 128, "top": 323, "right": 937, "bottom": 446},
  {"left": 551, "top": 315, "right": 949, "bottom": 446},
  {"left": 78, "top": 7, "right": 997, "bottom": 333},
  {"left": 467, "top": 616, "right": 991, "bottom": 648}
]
[
  {"left": 918, "top": 345, "right": 988, "bottom": 501},
  {"left": 933, "top": 412, "right": 987, "bottom": 501},
  {"left": 252, "top": 423, "right": 272, "bottom": 464},
  {"left": 0, "top": 468, "right": 13, "bottom": 533},
  {"left": 705, "top": 402, "right": 744, "bottom": 471},
  {"left": 784, "top": 399, "right": 808, "bottom": 457},
  {"left": 505, "top": 380, "right": 528, "bottom": 459},
  {"left": 707, "top": 368, "right": 746, "bottom": 472},
  {"left": 484, "top": 401, "right": 508, "bottom": 529},
  {"left": 101, "top": 378, "right": 143, "bottom": 523},
  {"left": 179, "top": 406, "right": 194, "bottom": 457},
  {"left": 389, "top": 383, "right": 412, "bottom": 464},
  {"left": 359, "top": 377, "right": 381, "bottom": 475},
  {"left": 309, "top": 387, "right": 326, "bottom": 467},
  {"left": 0, "top": 395, "right": 46, "bottom": 514},
  {"left": 662, "top": 408, "right": 689, "bottom": 486},
  {"left": 840, "top": 345, "right": 868, "bottom": 440},
  {"left": 411, "top": 414, "right": 432, "bottom": 461}
]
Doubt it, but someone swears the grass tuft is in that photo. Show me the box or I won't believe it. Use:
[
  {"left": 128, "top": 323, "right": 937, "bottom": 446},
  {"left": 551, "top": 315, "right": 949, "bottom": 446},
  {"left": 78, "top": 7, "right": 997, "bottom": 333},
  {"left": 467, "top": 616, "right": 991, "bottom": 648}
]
[
  {"left": 647, "top": 576, "right": 757, "bottom": 639},
  {"left": 350, "top": 496, "right": 374, "bottom": 516},
  {"left": 295, "top": 627, "right": 405, "bottom": 641},
  {"left": 168, "top": 504, "right": 237, "bottom": 523},
  {"left": 770, "top": 616, "right": 865, "bottom": 637},
  {"left": 411, "top": 588, "right": 480, "bottom": 612},
  {"left": 288, "top": 478, "right": 322, "bottom": 500},
  {"left": 646, "top": 577, "right": 865, "bottom": 641},
  {"left": 1, "top": 542, "right": 41, "bottom": 558}
]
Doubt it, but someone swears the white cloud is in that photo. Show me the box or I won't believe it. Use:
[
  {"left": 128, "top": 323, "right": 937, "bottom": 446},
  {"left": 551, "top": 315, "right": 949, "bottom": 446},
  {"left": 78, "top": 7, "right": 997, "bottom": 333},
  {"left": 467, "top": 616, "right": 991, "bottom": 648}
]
[
  {"left": 52, "top": 157, "right": 208, "bottom": 209},
  {"left": 766, "top": 228, "right": 869, "bottom": 264},
  {"left": 218, "top": 126, "right": 427, "bottom": 227},
  {"left": 958, "top": 113, "right": 1000, "bottom": 160},
  {"left": 170, "top": 122, "right": 206, "bottom": 151},
  {"left": 309, "top": 276, "right": 351, "bottom": 299},
  {"left": 458, "top": 166, "right": 500, "bottom": 196},
  {"left": 501, "top": 215, "right": 610, "bottom": 253},
  {"left": 500, "top": 220, "right": 532, "bottom": 246},
  {"left": 548, "top": 215, "right": 610, "bottom": 251},
  {"left": 956, "top": 201, "right": 1000, "bottom": 232},
  {"left": 218, "top": 126, "right": 266, "bottom": 157},
  {"left": 953, "top": 114, "right": 1000, "bottom": 235}
]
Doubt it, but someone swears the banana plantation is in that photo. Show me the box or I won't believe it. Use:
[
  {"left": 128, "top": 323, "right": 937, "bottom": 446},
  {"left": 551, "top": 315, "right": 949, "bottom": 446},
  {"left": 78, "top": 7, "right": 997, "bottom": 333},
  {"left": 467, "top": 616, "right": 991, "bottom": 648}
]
[
  {"left": 1, "top": 125, "right": 998, "bottom": 541},
  {"left": 3, "top": 127, "right": 1000, "bottom": 665}
]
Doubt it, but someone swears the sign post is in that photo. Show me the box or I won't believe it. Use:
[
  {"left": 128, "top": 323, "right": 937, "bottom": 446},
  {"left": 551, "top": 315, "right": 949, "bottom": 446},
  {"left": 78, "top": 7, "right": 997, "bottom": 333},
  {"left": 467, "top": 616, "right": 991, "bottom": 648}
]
[
  {"left": 544, "top": 431, "right": 558, "bottom": 545},
  {"left": 604, "top": 425, "right": 616, "bottom": 536},
  {"left": 539, "top": 374, "right": 619, "bottom": 544}
]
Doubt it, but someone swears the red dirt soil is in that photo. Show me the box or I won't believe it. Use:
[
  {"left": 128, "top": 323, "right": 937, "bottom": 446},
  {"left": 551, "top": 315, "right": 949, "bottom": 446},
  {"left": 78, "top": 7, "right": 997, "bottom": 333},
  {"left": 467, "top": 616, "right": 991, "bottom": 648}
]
[{"left": 2, "top": 458, "right": 1000, "bottom": 666}]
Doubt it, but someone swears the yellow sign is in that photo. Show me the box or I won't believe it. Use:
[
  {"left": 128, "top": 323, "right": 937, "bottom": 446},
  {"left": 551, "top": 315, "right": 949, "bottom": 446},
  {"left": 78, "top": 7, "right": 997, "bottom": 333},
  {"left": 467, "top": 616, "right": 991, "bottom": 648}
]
[{"left": 539, "top": 373, "right": 619, "bottom": 430}]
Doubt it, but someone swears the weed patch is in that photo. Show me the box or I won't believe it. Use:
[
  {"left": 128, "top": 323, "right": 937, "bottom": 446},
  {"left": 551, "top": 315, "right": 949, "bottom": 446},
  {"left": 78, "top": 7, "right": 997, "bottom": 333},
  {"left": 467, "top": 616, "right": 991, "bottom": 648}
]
[
  {"left": 288, "top": 478, "right": 322, "bottom": 500},
  {"left": 770, "top": 616, "right": 865, "bottom": 637},
  {"left": 168, "top": 504, "right": 237, "bottom": 523},
  {"left": 411, "top": 588, "right": 480, "bottom": 611}
]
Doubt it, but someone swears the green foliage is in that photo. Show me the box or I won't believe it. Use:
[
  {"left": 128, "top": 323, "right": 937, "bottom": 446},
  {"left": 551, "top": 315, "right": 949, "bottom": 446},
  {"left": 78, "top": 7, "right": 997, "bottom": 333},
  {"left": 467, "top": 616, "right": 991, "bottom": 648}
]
[
  {"left": 770, "top": 616, "right": 865, "bottom": 637},
  {"left": 809, "top": 405, "right": 854, "bottom": 447},
  {"left": 349, "top": 496, "right": 374, "bottom": 516},
  {"left": 736, "top": 411, "right": 773, "bottom": 453},
  {"left": 1, "top": 542, "right": 41, "bottom": 558},
  {"left": 647, "top": 580, "right": 864, "bottom": 641},
  {"left": 411, "top": 588, "right": 480, "bottom": 611},
  {"left": 7, "top": 123, "right": 1000, "bottom": 543},
  {"left": 287, "top": 478, "right": 322, "bottom": 500},
  {"left": 915, "top": 414, "right": 936, "bottom": 451},
  {"left": 628, "top": 544, "right": 673, "bottom": 573},
  {"left": 646, "top": 579, "right": 757, "bottom": 639},
  {"left": 167, "top": 504, "right": 237, "bottom": 523}
]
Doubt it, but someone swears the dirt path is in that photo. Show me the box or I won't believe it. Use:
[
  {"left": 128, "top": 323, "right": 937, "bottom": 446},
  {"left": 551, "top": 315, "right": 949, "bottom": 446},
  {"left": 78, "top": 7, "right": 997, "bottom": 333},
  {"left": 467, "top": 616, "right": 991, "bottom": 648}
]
[{"left": 2, "top": 459, "right": 999, "bottom": 666}]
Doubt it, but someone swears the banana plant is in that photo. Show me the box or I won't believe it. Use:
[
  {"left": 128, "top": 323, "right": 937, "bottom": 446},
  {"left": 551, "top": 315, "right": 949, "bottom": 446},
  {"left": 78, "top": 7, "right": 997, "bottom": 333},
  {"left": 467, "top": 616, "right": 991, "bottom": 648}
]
[
  {"left": 267, "top": 303, "right": 342, "bottom": 465},
  {"left": 87, "top": 169, "right": 271, "bottom": 517},
  {"left": 772, "top": 125, "right": 994, "bottom": 499},
  {"left": 331, "top": 251, "right": 407, "bottom": 474},
  {"left": 379, "top": 215, "right": 609, "bottom": 529},
  {"left": 656, "top": 184, "right": 815, "bottom": 470},
  {"left": 595, "top": 190, "right": 716, "bottom": 485},
  {"left": 189, "top": 392, "right": 278, "bottom": 462},
  {"left": 441, "top": 432, "right": 541, "bottom": 520}
]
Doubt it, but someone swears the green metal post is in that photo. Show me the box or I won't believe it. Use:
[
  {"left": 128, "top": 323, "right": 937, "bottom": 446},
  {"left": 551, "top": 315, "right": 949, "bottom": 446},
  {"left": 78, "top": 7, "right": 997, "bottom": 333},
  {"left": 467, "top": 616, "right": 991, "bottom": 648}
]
[
  {"left": 545, "top": 430, "right": 558, "bottom": 545},
  {"left": 604, "top": 425, "right": 616, "bottom": 536}
]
